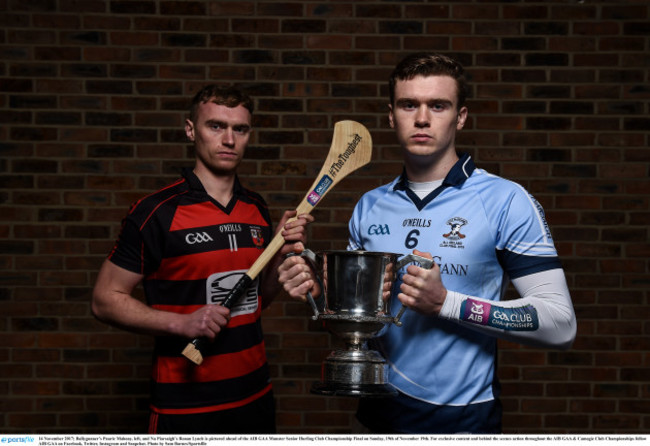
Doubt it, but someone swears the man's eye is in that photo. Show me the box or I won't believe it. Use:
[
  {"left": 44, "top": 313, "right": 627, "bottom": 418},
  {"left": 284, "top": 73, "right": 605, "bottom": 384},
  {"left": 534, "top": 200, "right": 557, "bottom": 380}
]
[{"left": 234, "top": 126, "right": 250, "bottom": 134}]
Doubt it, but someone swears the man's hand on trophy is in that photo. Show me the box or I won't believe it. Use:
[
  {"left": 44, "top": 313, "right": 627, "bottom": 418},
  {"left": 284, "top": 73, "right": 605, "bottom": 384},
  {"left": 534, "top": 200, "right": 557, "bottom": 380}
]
[
  {"left": 382, "top": 262, "right": 395, "bottom": 302},
  {"left": 278, "top": 252, "right": 322, "bottom": 301}
]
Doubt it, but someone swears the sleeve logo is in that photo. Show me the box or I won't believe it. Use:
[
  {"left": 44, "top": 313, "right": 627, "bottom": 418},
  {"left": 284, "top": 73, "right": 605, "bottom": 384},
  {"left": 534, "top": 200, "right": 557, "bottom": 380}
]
[{"left": 460, "top": 298, "right": 539, "bottom": 331}]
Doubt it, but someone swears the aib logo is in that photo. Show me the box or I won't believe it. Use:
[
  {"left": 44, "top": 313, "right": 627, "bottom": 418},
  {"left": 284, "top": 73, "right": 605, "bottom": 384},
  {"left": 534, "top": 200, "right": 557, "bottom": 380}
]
[
  {"left": 368, "top": 224, "right": 390, "bottom": 236},
  {"left": 467, "top": 300, "right": 486, "bottom": 324},
  {"left": 185, "top": 231, "right": 214, "bottom": 244}
]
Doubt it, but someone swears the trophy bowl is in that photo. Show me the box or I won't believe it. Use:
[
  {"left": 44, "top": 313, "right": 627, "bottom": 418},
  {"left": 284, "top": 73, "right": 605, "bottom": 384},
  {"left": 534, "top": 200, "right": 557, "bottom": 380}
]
[{"left": 301, "top": 250, "right": 432, "bottom": 397}]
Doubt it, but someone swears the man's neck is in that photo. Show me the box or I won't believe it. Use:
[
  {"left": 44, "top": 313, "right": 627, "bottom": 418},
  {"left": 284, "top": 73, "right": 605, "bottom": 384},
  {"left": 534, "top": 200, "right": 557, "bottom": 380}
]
[
  {"left": 193, "top": 166, "right": 236, "bottom": 207},
  {"left": 404, "top": 150, "right": 459, "bottom": 182}
]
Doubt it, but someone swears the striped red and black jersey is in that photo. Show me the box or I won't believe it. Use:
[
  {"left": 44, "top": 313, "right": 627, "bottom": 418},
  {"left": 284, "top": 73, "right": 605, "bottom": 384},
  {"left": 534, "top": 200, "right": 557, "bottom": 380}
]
[{"left": 108, "top": 168, "right": 274, "bottom": 414}]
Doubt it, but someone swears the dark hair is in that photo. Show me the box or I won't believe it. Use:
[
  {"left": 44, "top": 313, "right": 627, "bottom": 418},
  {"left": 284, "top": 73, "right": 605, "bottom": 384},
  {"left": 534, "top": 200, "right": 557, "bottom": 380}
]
[
  {"left": 388, "top": 53, "right": 469, "bottom": 109},
  {"left": 189, "top": 85, "right": 254, "bottom": 122}
]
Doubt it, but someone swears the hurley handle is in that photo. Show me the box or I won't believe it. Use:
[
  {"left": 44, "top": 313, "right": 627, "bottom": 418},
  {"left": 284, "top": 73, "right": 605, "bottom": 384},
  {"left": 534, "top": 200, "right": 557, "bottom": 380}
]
[{"left": 181, "top": 274, "right": 254, "bottom": 365}]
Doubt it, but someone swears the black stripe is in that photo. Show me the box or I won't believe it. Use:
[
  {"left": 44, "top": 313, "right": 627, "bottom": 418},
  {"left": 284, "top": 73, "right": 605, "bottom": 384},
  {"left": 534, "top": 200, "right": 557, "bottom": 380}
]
[
  {"left": 145, "top": 278, "right": 208, "bottom": 306},
  {"left": 154, "top": 321, "right": 264, "bottom": 357},
  {"left": 150, "top": 363, "right": 270, "bottom": 410},
  {"left": 165, "top": 224, "right": 270, "bottom": 258}
]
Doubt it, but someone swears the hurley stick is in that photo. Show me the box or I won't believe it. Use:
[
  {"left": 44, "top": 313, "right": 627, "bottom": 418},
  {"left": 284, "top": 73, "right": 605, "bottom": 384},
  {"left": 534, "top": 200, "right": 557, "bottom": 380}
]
[{"left": 182, "top": 120, "right": 373, "bottom": 365}]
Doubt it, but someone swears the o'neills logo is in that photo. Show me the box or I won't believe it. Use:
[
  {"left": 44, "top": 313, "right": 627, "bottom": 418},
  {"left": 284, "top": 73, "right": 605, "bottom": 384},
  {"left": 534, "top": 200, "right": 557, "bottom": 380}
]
[{"left": 329, "top": 133, "right": 362, "bottom": 178}]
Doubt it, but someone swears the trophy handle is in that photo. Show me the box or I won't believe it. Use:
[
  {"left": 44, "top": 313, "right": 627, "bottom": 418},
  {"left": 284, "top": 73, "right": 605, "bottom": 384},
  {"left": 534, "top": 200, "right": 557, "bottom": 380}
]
[
  {"left": 286, "top": 249, "right": 325, "bottom": 320},
  {"left": 393, "top": 254, "right": 434, "bottom": 326}
]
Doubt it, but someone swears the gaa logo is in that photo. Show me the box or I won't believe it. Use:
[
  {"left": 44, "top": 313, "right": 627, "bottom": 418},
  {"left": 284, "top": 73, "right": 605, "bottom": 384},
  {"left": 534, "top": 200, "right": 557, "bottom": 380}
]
[
  {"left": 185, "top": 231, "right": 214, "bottom": 244},
  {"left": 368, "top": 224, "right": 390, "bottom": 235}
]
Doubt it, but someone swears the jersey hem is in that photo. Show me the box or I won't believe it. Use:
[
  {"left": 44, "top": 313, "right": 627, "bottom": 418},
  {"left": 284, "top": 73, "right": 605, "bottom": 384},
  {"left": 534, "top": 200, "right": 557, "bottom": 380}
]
[
  {"left": 149, "top": 383, "right": 272, "bottom": 415},
  {"left": 395, "top": 385, "right": 497, "bottom": 407}
]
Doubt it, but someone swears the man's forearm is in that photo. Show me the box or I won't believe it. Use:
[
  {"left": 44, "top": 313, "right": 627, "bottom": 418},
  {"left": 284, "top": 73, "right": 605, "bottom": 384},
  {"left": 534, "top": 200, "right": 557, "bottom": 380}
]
[
  {"left": 439, "top": 268, "right": 576, "bottom": 350},
  {"left": 92, "top": 288, "right": 184, "bottom": 337}
]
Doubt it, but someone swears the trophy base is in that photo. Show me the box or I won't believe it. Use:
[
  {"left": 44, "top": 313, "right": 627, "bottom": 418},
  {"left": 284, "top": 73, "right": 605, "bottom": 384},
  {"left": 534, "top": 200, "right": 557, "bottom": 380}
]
[
  {"left": 311, "top": 381, "right": 397, "bottom": 397},
  {"left": 310, "top": 347, "right": 397, "bottom": 398}
]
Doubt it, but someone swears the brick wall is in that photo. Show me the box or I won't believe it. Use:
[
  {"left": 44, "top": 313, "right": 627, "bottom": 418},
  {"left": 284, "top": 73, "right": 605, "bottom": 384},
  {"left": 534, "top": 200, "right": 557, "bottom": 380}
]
[{"left": 1, "top": 0, "right": 648, "bottom": 434}]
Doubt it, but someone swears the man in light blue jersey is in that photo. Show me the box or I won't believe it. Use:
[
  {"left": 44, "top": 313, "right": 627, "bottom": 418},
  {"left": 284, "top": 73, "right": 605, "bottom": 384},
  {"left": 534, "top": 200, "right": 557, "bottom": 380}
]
[{"left": 278, "top": 53, "right": 576, "bottom": 434}]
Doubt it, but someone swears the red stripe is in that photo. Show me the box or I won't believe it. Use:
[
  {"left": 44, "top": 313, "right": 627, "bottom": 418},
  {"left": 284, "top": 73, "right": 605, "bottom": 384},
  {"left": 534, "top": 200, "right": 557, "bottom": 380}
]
[
  {"left": 150, "top": 248, "right": 263, "bottom": 281},
  {"left": 148, "top": 412, "right": 158, "bottom": 433},
  {"left": 150, "top": 384, "right": 272, "bottom": 415},
  {"left": 152, "top": 304, "right": 203, "bottom": 315},
  {"left": 153, "top": 342, "right": 267, "bottom": 383},
  {"left": 134, "top": 178, "right": 185, "bottom": 212},
  {"left": 169, "top": 201, "right": 268, "bottom": 231}
]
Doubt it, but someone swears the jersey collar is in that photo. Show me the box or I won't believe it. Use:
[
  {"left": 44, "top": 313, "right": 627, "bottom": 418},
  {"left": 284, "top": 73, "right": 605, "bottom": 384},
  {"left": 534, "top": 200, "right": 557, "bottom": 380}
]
[
  {"left": 181, "top": 167, "right": 246, "bottom": 197},
  {"left": 393, "top": 153, "right": 476, "bottom": 211},
  {"left": 394, "top": 152, "right": 476, "bottom": 191}
]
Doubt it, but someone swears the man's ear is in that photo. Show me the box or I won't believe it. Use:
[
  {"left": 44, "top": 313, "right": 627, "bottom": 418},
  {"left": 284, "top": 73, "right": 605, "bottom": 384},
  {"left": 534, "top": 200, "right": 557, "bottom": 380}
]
[
  {"left": 185, "top": 119, "right": 195, "bottom": 141},
  {"left": 456, "top": 106, "right": 468, "bottom": 130},
  {"left": 388, "top": 104, "right": 395, "bottom": 129}
]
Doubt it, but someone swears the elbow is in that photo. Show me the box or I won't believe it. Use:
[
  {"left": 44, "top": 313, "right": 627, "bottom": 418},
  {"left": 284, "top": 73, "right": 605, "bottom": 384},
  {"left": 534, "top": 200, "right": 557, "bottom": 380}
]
[
  {"left": 90, "top": 303, "right": 102, "bottom": 321},
  {"left": 90, "top": 287, "right": 108, "bottom": 322},
  {"left": 90, "top": 298, "right": 102, "bottom": 321},
  {"left": 554, "top": 318, "right": 577, "bottom": 351}
]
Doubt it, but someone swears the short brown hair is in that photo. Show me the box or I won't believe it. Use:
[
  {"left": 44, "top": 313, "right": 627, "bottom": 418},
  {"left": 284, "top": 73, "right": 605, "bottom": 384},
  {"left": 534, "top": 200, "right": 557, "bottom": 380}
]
[
  {"left": 389, "top": 53, "right": 469, "bottom": 109},
  {"left": 189, "top": 85, "right": 254, "bottom": 122}
]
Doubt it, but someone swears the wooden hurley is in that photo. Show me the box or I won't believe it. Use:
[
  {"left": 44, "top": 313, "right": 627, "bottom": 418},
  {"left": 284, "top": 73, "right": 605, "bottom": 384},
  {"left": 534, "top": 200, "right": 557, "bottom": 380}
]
[{"left": 182, "top": 120, "right": 373, "bottom": 365}]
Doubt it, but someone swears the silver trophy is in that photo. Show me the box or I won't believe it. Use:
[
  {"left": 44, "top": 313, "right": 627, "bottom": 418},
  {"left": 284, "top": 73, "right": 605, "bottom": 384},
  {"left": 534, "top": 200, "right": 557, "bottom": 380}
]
[{"left": 299, "top": 250, "right": 433, "bottom": 397}]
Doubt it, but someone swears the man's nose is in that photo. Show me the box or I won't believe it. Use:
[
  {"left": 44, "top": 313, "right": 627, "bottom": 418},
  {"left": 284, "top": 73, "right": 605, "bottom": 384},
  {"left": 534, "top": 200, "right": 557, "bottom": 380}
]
[
  {"left": 223, "top": 128, "right": 235, "bottom": 146},
  {"left": 414, "top": 105, "right": 430, "bottom": 127}
]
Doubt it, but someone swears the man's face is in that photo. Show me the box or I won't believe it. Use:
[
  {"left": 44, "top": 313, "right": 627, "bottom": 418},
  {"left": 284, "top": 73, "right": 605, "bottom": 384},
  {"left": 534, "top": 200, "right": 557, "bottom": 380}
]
[
  {"left": 389, "top": 74, "right": 467, "bottom": 160},
  {"left": 185, "top": 101, "right": 252, "bottom": 176}
]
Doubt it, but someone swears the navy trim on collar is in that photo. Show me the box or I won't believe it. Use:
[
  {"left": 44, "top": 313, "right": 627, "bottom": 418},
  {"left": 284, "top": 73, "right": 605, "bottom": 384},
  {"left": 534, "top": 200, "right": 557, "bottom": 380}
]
[
  {"left": 445, "top": 152, "right": 476, "bottom": 187},
  {"left": 393, "top": 153, "right": 476, "bottom": 211},
  {"left": 394, "top": 152, "right": 475, "bottom": 191}
]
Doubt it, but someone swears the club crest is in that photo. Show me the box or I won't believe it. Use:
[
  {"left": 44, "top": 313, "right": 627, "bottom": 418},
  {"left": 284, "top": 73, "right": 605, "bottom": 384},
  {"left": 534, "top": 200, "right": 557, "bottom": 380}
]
[
  {"left": 440, "top": 217, "right": 468, "bottom": 249},
  {"left": 250, "top": 226, "right": 264, "bottom": 248},
  {"left": 443, "top": 217, "right": 467, "bottom": 240}
]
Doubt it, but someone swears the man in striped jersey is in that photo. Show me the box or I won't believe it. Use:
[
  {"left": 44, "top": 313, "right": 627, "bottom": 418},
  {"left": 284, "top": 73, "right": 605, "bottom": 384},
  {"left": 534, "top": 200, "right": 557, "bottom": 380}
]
[
  {"left": 278, "top": 53, "right": 576, "bottom": 433},
  {"left": 92, "top": 85, "right": 313, "bottom": 433}
]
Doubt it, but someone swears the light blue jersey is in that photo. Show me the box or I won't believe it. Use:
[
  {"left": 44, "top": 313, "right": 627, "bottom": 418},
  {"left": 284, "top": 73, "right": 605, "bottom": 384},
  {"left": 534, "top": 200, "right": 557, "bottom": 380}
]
[{"left": 349, "top": 153, "right": 562, "bottom": 416}]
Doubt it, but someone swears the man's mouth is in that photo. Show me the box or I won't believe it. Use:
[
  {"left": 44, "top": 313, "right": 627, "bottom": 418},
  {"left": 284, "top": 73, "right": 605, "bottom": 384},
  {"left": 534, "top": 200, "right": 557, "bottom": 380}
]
[
  {"left": 411, "top": 133, "right": 432, "bottom": 141},
  {"left": 217, "top": 151, "right": 237, "bottom": 157}
]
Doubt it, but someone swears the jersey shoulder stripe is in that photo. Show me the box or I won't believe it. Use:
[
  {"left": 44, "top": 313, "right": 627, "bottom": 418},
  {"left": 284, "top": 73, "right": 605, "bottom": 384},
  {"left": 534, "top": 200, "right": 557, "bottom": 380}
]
[
  {"left": 126, "top": 177, "right": 189, "bottom": 229},
  {"left": 470, "top": 169, "right": 557, "bottom": 256}
]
